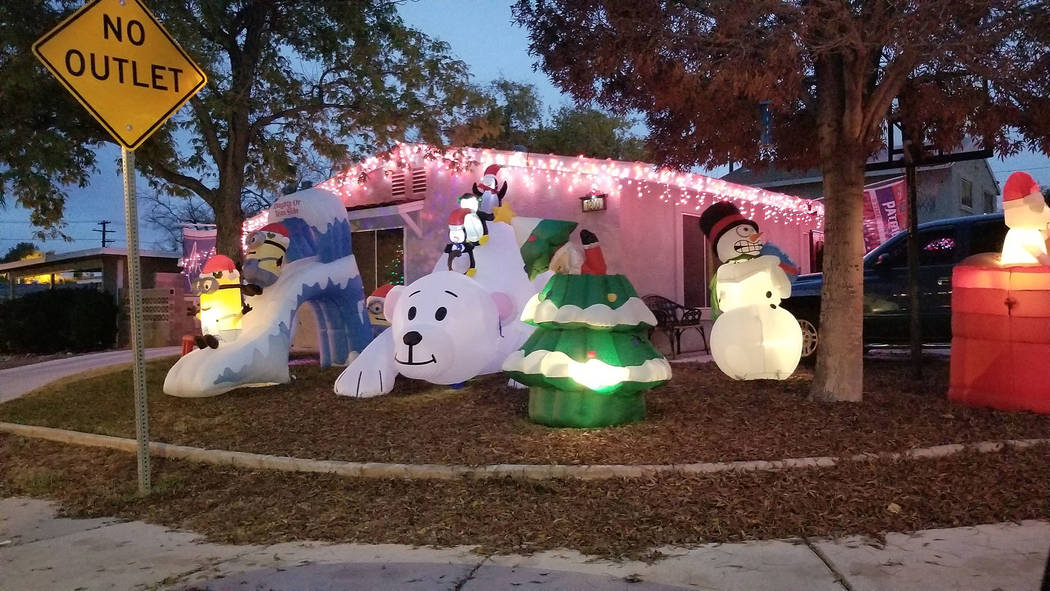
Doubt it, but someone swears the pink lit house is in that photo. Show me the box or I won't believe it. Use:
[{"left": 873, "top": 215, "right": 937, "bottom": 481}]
[{"left": 279, "top": 144, "right": 824, "bottom": 355}]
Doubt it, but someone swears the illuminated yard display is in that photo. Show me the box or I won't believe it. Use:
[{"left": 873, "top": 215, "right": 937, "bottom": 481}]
[
  {"left": 503, "top": 273, "right": 672, "bottom": 428},
  {"left": 165, "top": 188, "right": 373, "bottom": 397},
  {"left": 950, "top": 172, "right": 1050, "bottom": 414},
  {"left": 335, "top": 167, "right": 554, "bottom": 398},
  {"left": 334, "top": 220, "right": 538, "bottom": 398},
  {"left": 192, "top": 254, "right": 247, "bottom": 350},
  {"left": 700, "top": 202, "right": 802, "bottom": 380}
]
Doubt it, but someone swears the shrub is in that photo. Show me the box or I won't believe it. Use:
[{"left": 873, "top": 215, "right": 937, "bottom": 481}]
[{"left": 0, "top": 288, "right": 118, "bottom": 354}]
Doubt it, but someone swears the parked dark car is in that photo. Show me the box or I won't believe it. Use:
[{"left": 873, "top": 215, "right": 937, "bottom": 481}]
[{"left": 782, "top": 212, "right": 1009, "bottom": 358}]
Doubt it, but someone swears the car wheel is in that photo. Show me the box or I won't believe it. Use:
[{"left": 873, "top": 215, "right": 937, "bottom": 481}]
[{"left": 798, "top": 317, "right": 818, "bottom": 359}]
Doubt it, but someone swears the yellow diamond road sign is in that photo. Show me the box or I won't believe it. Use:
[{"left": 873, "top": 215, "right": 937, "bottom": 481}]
[{"left": 33, "top": 0, "right": 206, "bottom": 150}]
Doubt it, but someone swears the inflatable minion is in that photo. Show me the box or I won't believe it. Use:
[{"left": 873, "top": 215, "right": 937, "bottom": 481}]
[
  {"left": 243, "top": 223, "right": 290, "bottom": 288},
  {"left": 193, "top": 254, "right": 246, "bottom": 349}
]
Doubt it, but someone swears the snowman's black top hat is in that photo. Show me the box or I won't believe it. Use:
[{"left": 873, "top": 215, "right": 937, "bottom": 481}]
[{"left": 698, "top": 201, "right": 758, "bottom": 245}]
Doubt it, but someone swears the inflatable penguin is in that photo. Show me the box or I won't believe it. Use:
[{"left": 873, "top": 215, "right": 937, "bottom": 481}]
[
  {"left": 445, "top": 207, "right": 483, "bottom": 276},
  {"left": 1000, "top": 171, "right": 1050, "bottom": 266},
  {"left": 699, "top": 201, "right": 802, "bottom": 380},
  {"left": 472, "top": 164, "right": 508, "bottom": 237}
]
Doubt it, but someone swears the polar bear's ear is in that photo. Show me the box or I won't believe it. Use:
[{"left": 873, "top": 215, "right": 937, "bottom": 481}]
[
  {"left": 383, "top": 285, "right": 405, "bottom": 320},
  {"left": 491, "top": 292, "right": 514, "bottom": 322}
]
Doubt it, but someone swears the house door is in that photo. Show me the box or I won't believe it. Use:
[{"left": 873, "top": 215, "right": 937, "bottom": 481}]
[
  {"left": 351, "top": 227, "right": 405, "bottom": 295},
  {"left": 681, "top": 213, "right": 710, "bottom": 307}
]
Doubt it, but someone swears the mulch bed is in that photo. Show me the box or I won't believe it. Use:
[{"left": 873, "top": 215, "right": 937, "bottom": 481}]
[
  {"left": 1, "top": 357, "right": 1048, "bottom": 466},
  {"left": 1, "top": 434, "right": 1047, "bottom": 559}
]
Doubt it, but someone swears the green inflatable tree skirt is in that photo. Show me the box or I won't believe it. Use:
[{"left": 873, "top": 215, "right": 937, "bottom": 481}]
[{"left": 528, "top": 386, "right": 645, "bottom": 428}]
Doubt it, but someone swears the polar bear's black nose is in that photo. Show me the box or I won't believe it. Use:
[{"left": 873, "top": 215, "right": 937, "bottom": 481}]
[{"left": 403, "top": 331, "right": 423, "bottom": 346}]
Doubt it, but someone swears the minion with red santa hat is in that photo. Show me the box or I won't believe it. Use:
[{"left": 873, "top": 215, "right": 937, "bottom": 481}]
[
  {"left": 243, "top": 222, "right": 291, "bottom": 288},
  {"left": 366, "top": 283, "right": 395, "bottom": 336},
  {"left": 191, "top": 254, "right": 253, "bottom": 349}
]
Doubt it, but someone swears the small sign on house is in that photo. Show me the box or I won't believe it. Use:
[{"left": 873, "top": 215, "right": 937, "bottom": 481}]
[{"left": 580, "top": 192, "right": 607, "bottom": 213}]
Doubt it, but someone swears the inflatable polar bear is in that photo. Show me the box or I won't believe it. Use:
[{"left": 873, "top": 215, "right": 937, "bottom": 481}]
[{"left": 334, "top": 220, "right": 538, "bottom": 397}]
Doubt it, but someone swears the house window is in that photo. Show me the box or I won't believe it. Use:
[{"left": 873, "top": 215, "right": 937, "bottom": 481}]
[
  {"left": 960, "top": 178, "right": 973, "bottom": 210},
  {"left": 984, "top": 191, "right": 996, "bottom": 212},
  {"left": 351, "top": 228, "right": 404, "bottom": 294}
]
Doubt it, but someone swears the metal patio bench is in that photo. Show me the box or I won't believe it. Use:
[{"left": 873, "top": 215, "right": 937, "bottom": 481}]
[{"left": 642, "top": 294, "right": 709, "bottom": 359}]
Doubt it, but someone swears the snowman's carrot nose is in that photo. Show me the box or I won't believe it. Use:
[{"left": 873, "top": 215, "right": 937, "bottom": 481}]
[{"left": 748, "top": 232, "right": 763, "bottom": 243}]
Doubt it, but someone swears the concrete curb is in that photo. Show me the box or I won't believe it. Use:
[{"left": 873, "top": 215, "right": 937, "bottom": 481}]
[{"left": 1, "top": 421, "right": 1046, "bottom": 481}]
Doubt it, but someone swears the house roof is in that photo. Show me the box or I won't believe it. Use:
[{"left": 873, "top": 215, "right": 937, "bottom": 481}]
[
  {"left": 0, "top": 247, "right": 179, "bottom": 273},
  {"left": 720, "top": 163, "right": 955, "bottom": 189},
  {"left": 315, "top": 143, "right": 824, "bottom": 219}
]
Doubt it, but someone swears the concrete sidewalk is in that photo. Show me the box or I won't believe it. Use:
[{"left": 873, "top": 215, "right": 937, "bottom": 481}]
[
  {"left": 1, "top": 497, "right": 1046, "bottom": 591},
  {"left": 0, "top": 347, "right": 181, "bottom": 403}
]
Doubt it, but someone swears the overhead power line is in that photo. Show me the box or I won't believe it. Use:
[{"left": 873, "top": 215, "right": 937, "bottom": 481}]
[{"left": 93, "top": 220, "right": 115, "bottom": 247}]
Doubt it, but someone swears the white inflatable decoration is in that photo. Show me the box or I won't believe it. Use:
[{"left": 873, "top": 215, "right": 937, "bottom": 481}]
[
  {"left": 1000, "top": 171, "right": 1050, "bottom": 265},
  {"left": 335, "top": 220, "right": 537, "bottom": 397},
  {"left": 700, "top": 201, "right": 802, "bottom": 380},
  {"left": 165, "top": 187, "right": 373, "bottom": 397}
]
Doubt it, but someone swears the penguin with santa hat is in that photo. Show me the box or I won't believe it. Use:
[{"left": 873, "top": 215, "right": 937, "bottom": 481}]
[
  {"left": 444, "top": 207, "right": 484, "bottom": 276},
  {"left": 469, "top": 164, "right": 509, "bottom": 239},
  {"left": 698, "top": 201, "right": 802, "bottom": 380},
  {"left": 1000, "top": 171, "right": 1050, "bottom": 266}
]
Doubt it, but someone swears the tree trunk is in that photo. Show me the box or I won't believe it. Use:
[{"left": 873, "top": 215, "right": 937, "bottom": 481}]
[
  {"left": 211, "top": 192, "right": 246, "bottom": 263},
  {"left": 811, "top": 152, "right": 867, "bottom": 402},
  {"left": 810, "top": 51, "right": 868, "bottom": 403}
]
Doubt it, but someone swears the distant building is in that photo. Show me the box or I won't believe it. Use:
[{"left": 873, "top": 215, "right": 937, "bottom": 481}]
[
  {"left": 720, "top": 158, "right": 1000, "bottom": 222},
  {"left": 0, "top": 247, "right": 192, "bottom": 347}
]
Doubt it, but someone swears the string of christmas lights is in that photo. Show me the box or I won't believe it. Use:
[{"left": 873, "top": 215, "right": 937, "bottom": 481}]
[{"left": 315, "top": 143, "right": 824, "bottom": 227}]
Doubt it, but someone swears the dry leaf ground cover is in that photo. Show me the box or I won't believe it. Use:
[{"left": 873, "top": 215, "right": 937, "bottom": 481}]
[
  {"left": 1, "top": 434, "right": 1047, "bottom": 558},
  {"left": 0, "top": 357, "right": 1047, "bottom": 465}
]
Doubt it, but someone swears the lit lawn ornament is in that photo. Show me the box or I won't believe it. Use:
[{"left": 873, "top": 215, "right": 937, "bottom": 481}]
[
  {"left": 165, "top": 187, "right": 373, "bottom": 397},
  {"left": 548, "top": 229, "right": 608, "bottom": 275},
  {"left": 472, "top": 164, "right": 508, "bottom": 241},
  {"left": 950, "top": 172, "right": 1050, "bottom": 414},
  {"left": 999, "top": 171, "right": 1050, "bottom": 265},
  {"left": 367, "top": 283, "right": 395, "bottom": 327},
  {"left": 699, "top": 201, "right": 802, "bottom": 380},
  {"left": 503, "top": 270, "right": 672, "bottom": 428},
  {"left": 336, "top": 219, "right": 537, "bottom": 398},
  {"left": 243, "top": 222, "right": 290, "bottom": 288},
  {"left": 445, "top": 207, "right": 483, "bottom": 276},
  {"left": 192, "top": 254, "right": 252, "bottom": 349}
]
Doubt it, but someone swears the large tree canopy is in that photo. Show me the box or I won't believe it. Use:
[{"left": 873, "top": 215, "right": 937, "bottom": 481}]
[
  {"left": 1, "top": 0, "right": 487, "bottom": 256},
  {"left": 451, "top": 78, "right": 649, "bottom": 160},
  {"left": 514, "top": 0, "right": 1050, "bottom": 401}
]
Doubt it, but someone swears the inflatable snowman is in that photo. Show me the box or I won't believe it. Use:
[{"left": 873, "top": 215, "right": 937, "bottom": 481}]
[
  {"left": 699, "top": 201, "right": 802, "bottom": 380},
  {"left": 1000, "top": 171, "right": 1050, "bottom": 266}
]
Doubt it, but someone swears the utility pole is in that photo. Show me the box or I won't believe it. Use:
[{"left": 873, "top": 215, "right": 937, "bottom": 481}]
[{"left": 94, "top": 220, "right": 114, "bottom": 248}]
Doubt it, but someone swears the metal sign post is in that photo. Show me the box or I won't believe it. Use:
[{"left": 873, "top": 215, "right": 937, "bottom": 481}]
[
  {"left": 33, "top": 0, "right": 207, "bottom": 495},
  {"left": 122, "top": 147, "right": 151, "bottom": 494}
]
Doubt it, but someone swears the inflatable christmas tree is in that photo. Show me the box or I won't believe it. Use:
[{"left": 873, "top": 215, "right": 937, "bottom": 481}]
[{"left": 503, "top": 273, "right": 672, "bottom": 427}]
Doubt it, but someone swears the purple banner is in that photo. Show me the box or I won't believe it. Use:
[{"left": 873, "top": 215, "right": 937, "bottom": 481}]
[
  {"left": 179, "top": 227, "right": 216, "bottom": 293},
  {"left": 861, "top": 177, "right": 907, "bottom": 252}
]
